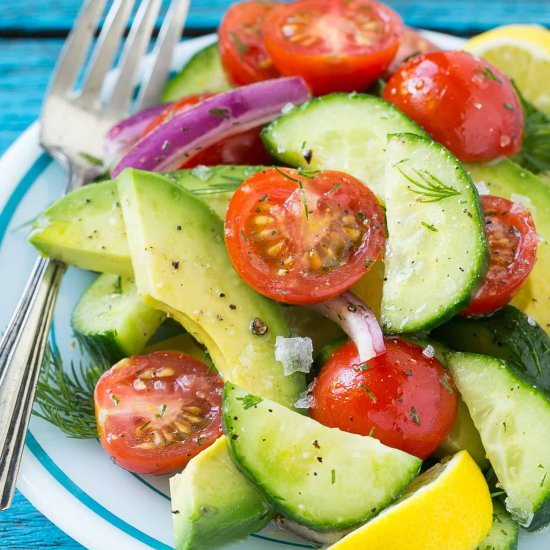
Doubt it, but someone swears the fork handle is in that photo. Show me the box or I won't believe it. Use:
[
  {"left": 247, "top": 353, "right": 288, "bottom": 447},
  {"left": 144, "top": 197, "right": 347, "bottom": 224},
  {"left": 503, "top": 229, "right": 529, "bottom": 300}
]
[{"left": 0, "top": 256, "right": 66, "bottom": 509}]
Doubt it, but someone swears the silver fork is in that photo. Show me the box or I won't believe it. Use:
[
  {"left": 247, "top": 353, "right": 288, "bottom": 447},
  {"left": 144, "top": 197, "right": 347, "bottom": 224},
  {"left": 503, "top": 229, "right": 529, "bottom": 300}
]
[{"left": 0, "top": 0, "right": 190, "bottom": 509}]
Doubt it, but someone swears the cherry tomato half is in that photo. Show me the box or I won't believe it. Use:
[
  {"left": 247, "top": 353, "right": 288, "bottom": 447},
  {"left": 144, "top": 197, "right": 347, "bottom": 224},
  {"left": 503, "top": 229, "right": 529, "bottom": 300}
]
[
  {"left": 262, "top": 0, "right": 403, "bottom": 95},
  {"left": 383, "top": 50, "right": 524, "bottom": 162},
  {"left": 385, "top": 27, "right": 439, "bottom": 76},
  {"left": 218, "top": 1, "right": 279, "bottom": 86},
  {"left": 225, "top": 168, "right": 385, "bottom": 304},
  {"left": 94, "top": 351, "right": 223, "bottom": 475},
  {"left": 310, "top": 338, "right": 457, "bottom": 459},
  {"left": 142, "top": 94, "right": 272, "bottom": 168},
  {"left": 461, "top": 195, "right": 538, "bottom": 317}
]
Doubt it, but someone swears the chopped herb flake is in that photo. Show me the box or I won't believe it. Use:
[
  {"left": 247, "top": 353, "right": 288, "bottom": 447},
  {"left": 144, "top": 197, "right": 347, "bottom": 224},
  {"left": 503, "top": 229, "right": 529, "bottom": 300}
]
[
  {"left": 156, "top": 403, "right": 167, "bottom": 418},
  {"left": 476, "top": 67, "right": 502, "bottom": 83},
  {"left": 237, "top": 394, "right": 263, "bottom": 409},
  {"left": 503, "top": 102, "right": 515, "bottom": 111},
  {"left": 421, "top": 221, "right": 438, "bottom": 232},
  {"left": 208, "top": 108, "right": 231, "bottom": 119},
  {"left": 360, "top": 383, "right": 377, "bottom": 403},
  {"left": 331, "top": 469, "right": 336, "bottom": 484},
  {"left": 410, "top": 406, "right": 420, "bottom": 425},
  {"left": 368, "top": 426, "right": 375, "bottom": 437},
  {"left": 439, "top": 374, "right": 454, "bottom": 394}
]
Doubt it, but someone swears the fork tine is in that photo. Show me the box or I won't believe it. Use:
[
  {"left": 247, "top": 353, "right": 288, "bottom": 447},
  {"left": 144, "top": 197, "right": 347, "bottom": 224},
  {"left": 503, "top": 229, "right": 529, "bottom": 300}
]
[
  {"left": 107, "top": 0, "right": 162, "bottom": 116},
  {"left": 80, "top": 0, "right": 136, "bottom": 101},
  {"left": 48, "top": 0, "right": 108, "bottom": 95},
  {"left": 136, "top": 0, "right": 190, "bottom": 109}
]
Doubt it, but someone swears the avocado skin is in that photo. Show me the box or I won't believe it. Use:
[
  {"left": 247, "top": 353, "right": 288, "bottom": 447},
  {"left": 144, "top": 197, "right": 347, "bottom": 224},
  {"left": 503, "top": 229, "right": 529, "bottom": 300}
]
[
  {"left": 433, "top": 306, "right": 550, "bottom": 396},
  {"left": 169, "top": 437, "right": 272, "bottom": 550},
  {"left": 466, "top": 159, "right": 550, "bottom": 335}
]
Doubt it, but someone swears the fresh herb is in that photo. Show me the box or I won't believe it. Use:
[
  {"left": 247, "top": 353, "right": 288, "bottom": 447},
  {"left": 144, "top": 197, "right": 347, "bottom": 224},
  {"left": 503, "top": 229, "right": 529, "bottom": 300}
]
[
  {"left": 404, "top": 369, "right": 413, "bottom": 376},
  {"left": 503, "top": 102, "right": 515, "bottom": 111},
  {"left": 331, "top": 469, "right": 336, "bottom": 484},
  {"left": 236, "top": 394, "right": 263, "bottom": 409},
  {"left": 360, "top": 383, "right": 377, "bottom": 403},
  {"left": 475, "top": 67, "right": 502, "bottom": 84},
  {"left": 541, "top": 472, "right": 548, "bottom": 487},
  {"left": 512, "top": 82, "right": 550, "bottom": 173},
  {"left": 368, "top": 426, "right": 375, "bottom": 437},
  {"left": 156, "top": 403, "right": 167, "bottom": 418},
  {"left": 490, "top": 490, "right": 505, "bottom": 497},
  {"left": 439, "top": 374, "right": 454, "bottom": 394},
  {"left": 241, "top": 230, "right": 248, "bottom": 242},
  {"left": 354, "top": 362, "right": 372, "bottom": 372},
  {"left": 79, "top": 152, "right": 103, "bottom": 166},
  {"left": 208, "top": 108, "right": 231, "bottom": 119},
  {"left": 230, "top": 32, "right": 249, "bottom": 59},
  {"left": 410, "top": 406, "right": 421, "bottom": 425},
  {"left": 111, "top": 394, "right": 120, "bottom": 406},
  {"left": 421, "top": 221, "right": 438, "bottom": 232},
  {"left": 33, "top": 345, "right": 108, "bottom": 439},
  {"left": 327, "top": 183, "right": 342, "bottom": 195},
  {"left": 397, "top": 164, "right": 460, "bottom": 202},
  {"left": 274, "top": 167, "right": 309, "bottom": 220},
  {"left": 197, "top": 437, "right": 204, "bottom": 446},
  {"left": 112, "top": 275, "right": 123, "bottom": 295}
]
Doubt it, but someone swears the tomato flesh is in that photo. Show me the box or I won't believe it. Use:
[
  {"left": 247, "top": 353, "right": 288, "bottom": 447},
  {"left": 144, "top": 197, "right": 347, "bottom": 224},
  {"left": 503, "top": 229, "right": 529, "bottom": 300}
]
[
  {"left": 262, "top": 0, "right": 403, "bottom": 95},
  {"left": 218, "top": 1, "right": 279, "bottom": 86},
  {"left": 383, "top": 50, "right": 524, "bottom": 162},
  {"left": 225, "top": 168, "right": 385, "bottom": 304},
  {"left": 94, "top": 351, "right": 223, "bottom": 475},
  {"left": 310, "top": 338, "right": 457, "bottom": 459},
  {"left": 142, "top": 93, "right": 271, "bottom": 168},
  {"left": 461, "top": 195, "right": 538, "bottom": 316}
]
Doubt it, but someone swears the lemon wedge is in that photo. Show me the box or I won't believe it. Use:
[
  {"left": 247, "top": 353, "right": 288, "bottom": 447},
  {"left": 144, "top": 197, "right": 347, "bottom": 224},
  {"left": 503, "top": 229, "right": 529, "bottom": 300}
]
[
  {"left": 465, "top": 25, "right": 550, "bottom": 113},
  {"left": 328, "top": 451, "right": 492, "bottom": 550}
]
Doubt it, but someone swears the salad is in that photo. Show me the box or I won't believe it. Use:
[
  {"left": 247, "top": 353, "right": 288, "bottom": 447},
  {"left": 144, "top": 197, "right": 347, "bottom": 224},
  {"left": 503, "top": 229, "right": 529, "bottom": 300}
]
[{"left": 27, "top": 0, "right": 550, "bottom": 548}]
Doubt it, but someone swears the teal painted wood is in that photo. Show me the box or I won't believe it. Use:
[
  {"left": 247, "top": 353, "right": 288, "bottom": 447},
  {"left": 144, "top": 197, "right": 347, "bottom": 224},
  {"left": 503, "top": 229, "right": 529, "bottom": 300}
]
[
  {"left": 1, "top": 0, "right": 550, "bottom": 34},
  {"left": 0, "top": 491, "right": 83, "bottom": 549}
]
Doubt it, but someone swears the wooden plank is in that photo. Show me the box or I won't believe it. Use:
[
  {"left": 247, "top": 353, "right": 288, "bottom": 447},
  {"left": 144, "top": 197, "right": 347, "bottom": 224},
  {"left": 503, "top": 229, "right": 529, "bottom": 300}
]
[
  {"left": 1, "top": 0, "right": 550, "bottom": 34},
  {"left": 0, "top": 491, "right": 82, "bottom": 548},
  {"left": 0, "top": 39, "right": 63, "bottom": 154}
]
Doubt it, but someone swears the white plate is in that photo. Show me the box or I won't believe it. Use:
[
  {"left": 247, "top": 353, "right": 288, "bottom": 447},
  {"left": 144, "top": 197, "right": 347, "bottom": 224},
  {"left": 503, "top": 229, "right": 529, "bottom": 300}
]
[{"left": 0, "top": 31, "right": 547, "bottom": 549}]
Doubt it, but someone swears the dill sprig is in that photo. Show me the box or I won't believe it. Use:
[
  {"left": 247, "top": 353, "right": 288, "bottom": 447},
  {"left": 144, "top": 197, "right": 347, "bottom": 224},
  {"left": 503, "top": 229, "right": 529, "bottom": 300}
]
[
  {"left": 274, "top": 167, "right": 309, "bottom": 219},
  {"left": 188, "top": 181, "right": 241, "bottom": 195},
  {"left": 33, "top": 345, "right": 109, "bottom": 439},
  {"left": 397, "top": 164, "right": 460, "bottom": 202}
]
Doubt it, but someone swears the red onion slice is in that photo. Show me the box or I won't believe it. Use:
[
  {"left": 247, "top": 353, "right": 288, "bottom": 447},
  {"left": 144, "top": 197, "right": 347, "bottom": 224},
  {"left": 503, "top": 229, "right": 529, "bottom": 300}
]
[
  {"left": 104, "top": 103, "right": 170, "bottom": 167},
  {"left": 309, "top": 292, "right": 385, "bottom": 362},
  {"left": 111, "top": 76, "right": 310, "bottom": 177}
]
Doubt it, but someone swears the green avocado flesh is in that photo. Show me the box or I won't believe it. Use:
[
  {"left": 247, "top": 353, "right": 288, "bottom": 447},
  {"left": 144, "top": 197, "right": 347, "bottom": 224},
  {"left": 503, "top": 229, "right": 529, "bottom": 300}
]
[
  {"left": 170, "top": 436, "right": 272, "bottom": 550},
  {"left": 447, "top": 352, "right": 550, "bottom": 530},
  {"left": 223, "top": 383, "right": 421, "bottom": 531},
  {"left": 118, "top": 169, "right": 304, "bottom": 408},
  {"left": 72, "top": 273, "right": 166, "bottom": 364},
  {"left": 28, "top": 165, "right": 264, "bottom": 275},
  {"left": 466, "top": 159, "right": 550, "bottom": 335},
  {"left": 382, "top": 134, "right": 488, "bottom": 333}
]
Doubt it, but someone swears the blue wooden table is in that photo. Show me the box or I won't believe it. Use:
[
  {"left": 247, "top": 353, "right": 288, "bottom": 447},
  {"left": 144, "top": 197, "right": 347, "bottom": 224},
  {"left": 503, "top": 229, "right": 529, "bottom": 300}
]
[{"left": 1, "top": 0, "right": 550, "bottom": 547}]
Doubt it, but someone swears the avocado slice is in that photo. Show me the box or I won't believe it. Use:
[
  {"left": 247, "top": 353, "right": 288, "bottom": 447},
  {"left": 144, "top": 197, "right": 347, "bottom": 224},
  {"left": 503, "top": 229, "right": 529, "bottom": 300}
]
[
  {"left": 466, "top": 159, "right": 550, "bottom": 334},
  {"left": 117, "top": 169, "right": 304, "bottom": 408},
  {"left": 169, "top": 436, "right": 272, "bottom": 550},
  {"left": 29, "top": 165, "right": 265, "bottom": 275}
]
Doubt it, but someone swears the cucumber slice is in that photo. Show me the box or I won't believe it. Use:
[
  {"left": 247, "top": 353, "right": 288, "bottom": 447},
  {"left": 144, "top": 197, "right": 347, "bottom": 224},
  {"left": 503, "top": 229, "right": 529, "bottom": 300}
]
[
  {"left": 223, "top": 383, "right": 421, "bottom": 531},
  {"left": 72, "top": 274, "right": 165, "bottom": 363},
  {"left": 478, "top": 500, "right": 519, "bottom": 550},
  {"left": 433, "top": 305, "right": 550, "bottom": 396},
  {"left": 170, "top": 436, "right": 272, "bottom": 550},
  {"left": 446, "top": 352, "right": 550, "bottom": 530},
  {"left": 162, "top": 43, "right": 232, "bottom": 102},
  {"left": 381, "top": 134, "right": 488, "bottom": 333},
  {"left": 261, "top": 93, "right": 427, "bottom": 198}
]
